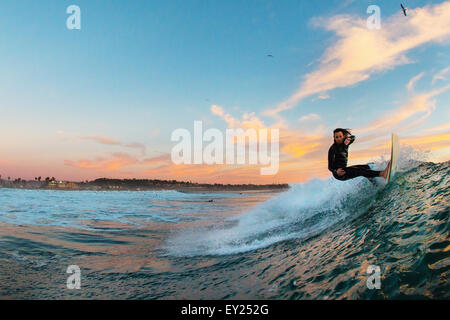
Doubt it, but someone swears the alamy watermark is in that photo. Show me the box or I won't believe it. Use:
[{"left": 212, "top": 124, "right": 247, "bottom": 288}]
[
  {"left": 66, "top": 5, "right": 81, "bottom": 30},
  {"left": 367, "top": 5, "right": 381, "bottom": 29},
  {"left": 366, "top": 265, "right": 381, "bottom": 289},
  {"left": 66, "top": 265, "right": 81, "bottom": 289},
  {"left": 171, "top": 121, "right": 279, "bottom": 175}
]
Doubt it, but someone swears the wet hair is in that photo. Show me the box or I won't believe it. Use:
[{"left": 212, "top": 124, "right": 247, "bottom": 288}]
[
  {"left": 333, "top": 128, "right": 352, "bottom": 143},
  {"left": 333, "top": 128, "right": 352, "bottom": 136}
]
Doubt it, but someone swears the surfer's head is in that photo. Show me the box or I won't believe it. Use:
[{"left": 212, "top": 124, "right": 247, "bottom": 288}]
[{"left": 333, "top": 128, "right": 352, "bottom": 144}]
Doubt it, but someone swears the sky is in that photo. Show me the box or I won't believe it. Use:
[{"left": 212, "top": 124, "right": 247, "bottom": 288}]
[{"left": 0, "top": 0, "right": 449, "bottom": 184}]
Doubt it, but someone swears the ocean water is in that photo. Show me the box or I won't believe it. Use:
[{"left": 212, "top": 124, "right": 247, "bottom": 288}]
[{"left": 0, "top": 160, "right": 448, "bottom": 299}]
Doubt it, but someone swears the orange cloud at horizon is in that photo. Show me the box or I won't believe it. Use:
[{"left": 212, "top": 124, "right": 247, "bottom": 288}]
[
  {"left": 64, "top": 153, "right": 138, "bottom": 172},
  {"left": 401, "top": 131, "right": 450, "bottom": 151}
]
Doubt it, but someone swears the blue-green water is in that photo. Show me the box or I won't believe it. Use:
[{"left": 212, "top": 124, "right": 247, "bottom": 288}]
[{"left": 0, "top": 161, "right": 448, "bottom": 299}]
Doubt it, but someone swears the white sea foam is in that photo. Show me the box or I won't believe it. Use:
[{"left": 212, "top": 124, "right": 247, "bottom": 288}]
[
  {"left": 163, "top": 174, "right": 382, "bottom": 257},
  {"left": 164, "top": 150, "right": 433, "bottom": 257}
]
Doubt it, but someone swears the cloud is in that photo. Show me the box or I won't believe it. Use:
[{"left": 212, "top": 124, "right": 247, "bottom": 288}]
[
  {"left": 317, "top": 92, "right": 330, "bottom": 100},
  {"left": 212, "top": 104, "right": 286, "bottom": 132},
  {"left": 264, "top": 1, "right": 450, "bottom": 117},
  {"left": 299, "top": 113, "right": 321, "bottom": 122},
  {"left": 422, "top": 122, "right": 450, "bottom": 132},
  {"left": 402, "top": 131, "right": 450, "bottom": 151},
  {"left": 57, "top": 131, "right": 147, "bottom": 155},
  {"left": 407, "top": 72, "right": 424, "bottom": 92},
  {"left": 355, "top": 85, "right": 450, "bottom": 141},
  {"left": 210, "top": 104, "right": 328, "bottom": 160},
  {"left": 122, "top": 142, "right": 147, "bottom": 155},
  {"left": 80, "top": 135, "right": 146, "bottom": 155},
  {"left": 81, "top": 135, "right": 119, "bottom": 145},
  {"left": 64, "top": 152, "right": 138, "bottom": 172},
  {"left": 432, "top": 66, "right": 450, "bottom": 84},
  {"left": 211, "top": 104, "right": 238, "bottom": 128},
  {"left": 140, "top": 154, "right": 171, "bottom": 168}
]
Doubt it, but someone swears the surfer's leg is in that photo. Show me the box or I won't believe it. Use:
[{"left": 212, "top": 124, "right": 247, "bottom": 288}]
[
  {"left": 343, "top": 165, "right": 381, "bottom": 179},
  {"left": 332, "top": 172, "right": 349, "bottom": 181},
  {"left": 380, "top": 161, "right": 391, "bottom": 179},
  {"left": 351, "top": 164, "right": 371, "bottom": 170}
]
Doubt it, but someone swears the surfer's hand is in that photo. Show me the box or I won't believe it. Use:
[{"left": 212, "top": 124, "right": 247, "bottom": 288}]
[
  {"left": 344, "top": 138, "right": 351, "bottom": 145},
  {"left": 337, "top": 168, "right": 346, "bottom": 176}
]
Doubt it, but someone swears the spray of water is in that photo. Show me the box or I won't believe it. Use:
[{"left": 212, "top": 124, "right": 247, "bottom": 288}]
[{"left": 164, "top": 150, "right": 431, "bottom": 257}]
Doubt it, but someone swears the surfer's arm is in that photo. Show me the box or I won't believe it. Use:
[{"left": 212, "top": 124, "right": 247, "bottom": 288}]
[
  {"left": 328, "top": 146, "right": 337, "bottom": 175},
  {"left": 345, "top": 135, "right": 355, "bottom": 146}
]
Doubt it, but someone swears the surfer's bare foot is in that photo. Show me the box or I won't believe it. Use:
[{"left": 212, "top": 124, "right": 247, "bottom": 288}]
[{"left": 380, "top": 161, "right": 391, "bottom": 179}]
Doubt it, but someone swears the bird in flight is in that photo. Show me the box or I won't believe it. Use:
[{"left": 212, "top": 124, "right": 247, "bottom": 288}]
[
  {"left": 267, "top": 54, "right": 274, "bottom": 58},
  {"left": 401, "top": 3, "right": 407, "bottom": 16}
]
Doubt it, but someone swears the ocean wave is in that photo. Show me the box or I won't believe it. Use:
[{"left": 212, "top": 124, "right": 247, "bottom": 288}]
[{"left": 163, "top": 158, "right": 448, "bottom": 257}]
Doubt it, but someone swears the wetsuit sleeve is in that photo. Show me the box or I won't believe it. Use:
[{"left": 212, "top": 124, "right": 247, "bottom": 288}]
[
  {"left": 347, "top": 135, "right": 355, "bottom": 146},
  {"left": 328, "top": 146, "right": 336, "bottom": 174}
]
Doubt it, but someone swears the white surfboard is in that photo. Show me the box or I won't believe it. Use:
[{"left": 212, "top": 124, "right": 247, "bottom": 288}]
[{"left": 386, "top": 133, "right": 399, "bottom": 184}]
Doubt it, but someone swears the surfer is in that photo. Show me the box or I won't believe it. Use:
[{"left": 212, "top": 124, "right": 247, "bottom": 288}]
[{"left": 328, "top": 128, "right": 390, "bottom": 181}]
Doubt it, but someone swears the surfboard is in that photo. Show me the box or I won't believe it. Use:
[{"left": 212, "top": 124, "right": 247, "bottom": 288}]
[{"left": 386, "top": 133, "right": 399, "bottom": 184}]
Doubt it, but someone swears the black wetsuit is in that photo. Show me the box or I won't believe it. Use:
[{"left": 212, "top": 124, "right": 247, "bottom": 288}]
[{"left": 328, "top": 135, "right": 381, "bottom": 181}]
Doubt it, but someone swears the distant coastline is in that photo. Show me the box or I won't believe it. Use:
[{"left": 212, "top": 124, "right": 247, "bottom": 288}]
[{"left": 0, "top": 177, "right": 289, "bottom": 192}]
